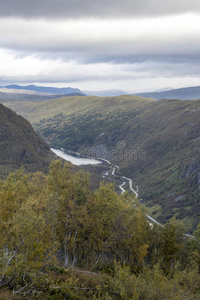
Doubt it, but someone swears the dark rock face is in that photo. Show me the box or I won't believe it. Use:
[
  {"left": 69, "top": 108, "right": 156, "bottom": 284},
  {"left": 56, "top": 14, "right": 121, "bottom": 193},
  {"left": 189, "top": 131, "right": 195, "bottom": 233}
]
[
  {"left": 184, "top": 157, "right": 200, "bottom": 184},
  {"left": 175, "top": 195, "right": 186, "bottom": 203}
]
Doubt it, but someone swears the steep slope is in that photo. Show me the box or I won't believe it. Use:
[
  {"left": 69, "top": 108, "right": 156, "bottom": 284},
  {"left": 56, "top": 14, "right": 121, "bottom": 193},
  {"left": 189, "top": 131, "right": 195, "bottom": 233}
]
[
  {"left": 0, "top": 103, "right": 53, "bottom": 178},
  {"left": 111, "top": 99, "right": 200, "bottom": 230}
]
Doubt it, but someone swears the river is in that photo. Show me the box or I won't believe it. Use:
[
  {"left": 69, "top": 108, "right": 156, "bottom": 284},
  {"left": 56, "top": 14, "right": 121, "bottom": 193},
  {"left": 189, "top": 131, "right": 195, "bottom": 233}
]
[
  {"left": 51, "top": 148, "right": 138, "bottom": 196},
  {"left": 51, "top": 148, "right": 102, "bottom": 165},
  {"left": 51, "top": 147, "right": 194, "bottom": 237}
]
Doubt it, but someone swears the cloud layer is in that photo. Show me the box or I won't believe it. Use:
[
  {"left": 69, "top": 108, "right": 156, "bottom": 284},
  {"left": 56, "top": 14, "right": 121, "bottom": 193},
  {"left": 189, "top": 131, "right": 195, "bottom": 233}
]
[
  {"left": 0, "top": 0, "right": 200, "bottom": 18},
  {"left": 0, "top": 1, "right": 200, "bottom": 92}
]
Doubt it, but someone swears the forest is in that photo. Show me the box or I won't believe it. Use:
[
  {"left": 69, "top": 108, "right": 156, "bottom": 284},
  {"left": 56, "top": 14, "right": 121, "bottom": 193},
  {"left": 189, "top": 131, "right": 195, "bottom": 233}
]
[{"left": 0, "top": 160, "right": 200, "bottom": 299}]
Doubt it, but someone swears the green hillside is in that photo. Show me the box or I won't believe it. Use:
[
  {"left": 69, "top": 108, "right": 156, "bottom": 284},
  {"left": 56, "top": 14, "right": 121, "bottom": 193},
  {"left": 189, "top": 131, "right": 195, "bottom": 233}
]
[
  {"left": 3, "top": 95, "right": 200, "bottom": 231},
  {"left": 0, "top": 103, "right": 53, "bottom": 178},
  {"left": 114, "top": 99, "right": 200, "bottom": 230},
  {"left": 5, "top": 95, "right": 154, "bottom": 151}
]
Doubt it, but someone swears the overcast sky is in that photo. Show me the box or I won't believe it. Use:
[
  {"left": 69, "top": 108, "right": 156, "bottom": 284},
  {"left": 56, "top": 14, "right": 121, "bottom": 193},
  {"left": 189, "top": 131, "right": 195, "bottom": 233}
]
[{"left": 0, "top": 0, "right": 200, "bottom": 92}]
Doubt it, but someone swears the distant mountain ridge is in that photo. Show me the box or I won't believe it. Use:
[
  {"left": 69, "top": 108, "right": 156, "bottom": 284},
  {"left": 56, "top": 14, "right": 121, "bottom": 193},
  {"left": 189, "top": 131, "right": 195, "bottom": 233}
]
[
  {"left": 3, "top": 84, "right": 200, "bottom": 100},
  {"left": 84, "top": 89, "right": 127, "bottom": 97},
  {"left": 134, "top": 85, "right": 200, "bottom": 100},
  {"left": 0, "top": 91, "right": 84, "bottom": 103},
  {"left": 2, "top": 85, "right": 125, "bottom": 97},
  {"left": 0, "top": 84, "right": 85, "bottom": 95}
]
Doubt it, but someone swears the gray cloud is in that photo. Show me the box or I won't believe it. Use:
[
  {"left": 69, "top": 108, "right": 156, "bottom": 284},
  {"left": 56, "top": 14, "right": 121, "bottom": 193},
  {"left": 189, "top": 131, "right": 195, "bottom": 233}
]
[
  {"left": 0, "top": 0, "right": 200, "bottom": 18},
  {"left": 1, "top": 52, "right": 200, "bottom": 92},
  {"left": 1, "top": 1, "right": 200, "bottom": 91},
  {"left": 1, "top": 47, "right": 200, "bottom": 85},
  {"left": 1, "top": 16, "right": 200, "bottom": 62}
]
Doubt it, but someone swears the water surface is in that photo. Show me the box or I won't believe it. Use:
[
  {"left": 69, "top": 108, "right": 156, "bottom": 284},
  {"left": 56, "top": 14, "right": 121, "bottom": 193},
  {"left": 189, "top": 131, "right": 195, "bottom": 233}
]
[{"left": 51, "top": 148, "right": 101, "bottom": 165}]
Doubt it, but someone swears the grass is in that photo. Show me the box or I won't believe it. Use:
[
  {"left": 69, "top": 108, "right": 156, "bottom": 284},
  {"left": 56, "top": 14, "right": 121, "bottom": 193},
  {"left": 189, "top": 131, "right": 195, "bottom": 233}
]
[
  {"left": 145, "top": 203, "right": 162, "bottom": 219},
  {"left": 5, "top": 95, "right": 154, "bottom": 124}
]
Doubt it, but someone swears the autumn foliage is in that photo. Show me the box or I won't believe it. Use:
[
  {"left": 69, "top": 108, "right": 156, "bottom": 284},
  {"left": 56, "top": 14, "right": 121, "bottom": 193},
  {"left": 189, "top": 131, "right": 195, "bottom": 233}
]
[{"left": 0, "top": 160, "right": 200, "bottom": 299}]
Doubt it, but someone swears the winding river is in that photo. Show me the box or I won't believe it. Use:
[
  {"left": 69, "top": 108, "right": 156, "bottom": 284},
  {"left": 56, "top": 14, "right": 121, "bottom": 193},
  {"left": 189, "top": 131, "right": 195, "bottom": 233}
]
[
  {"left": 51, "top": 148, "right": 194, "bottom": 237},
  {"left": 51, "top": 148, "right": 138, "bottom": 197}
]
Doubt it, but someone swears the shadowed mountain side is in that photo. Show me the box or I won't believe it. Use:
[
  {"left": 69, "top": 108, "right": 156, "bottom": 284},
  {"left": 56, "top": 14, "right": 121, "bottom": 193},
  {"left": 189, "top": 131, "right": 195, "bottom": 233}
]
[{"left": 0, "top": 103, "right": 53, "bottom": 178}]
